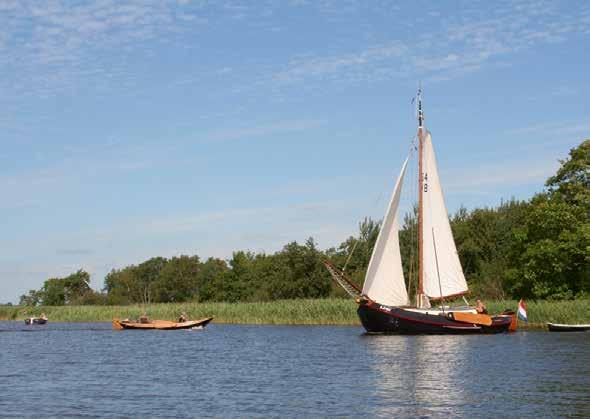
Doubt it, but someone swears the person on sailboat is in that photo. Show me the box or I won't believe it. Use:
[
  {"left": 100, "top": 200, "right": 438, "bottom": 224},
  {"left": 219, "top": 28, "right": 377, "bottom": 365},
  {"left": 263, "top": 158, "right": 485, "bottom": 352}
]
[{"left": 475, "top": 299, "right": 488, "bottom": 314}]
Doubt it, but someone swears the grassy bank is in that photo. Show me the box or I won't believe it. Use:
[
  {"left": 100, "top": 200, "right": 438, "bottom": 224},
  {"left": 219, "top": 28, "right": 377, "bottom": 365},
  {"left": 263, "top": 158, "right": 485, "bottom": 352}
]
[{"left": 1, "top": 299, "right": 588, "bottom": 328}]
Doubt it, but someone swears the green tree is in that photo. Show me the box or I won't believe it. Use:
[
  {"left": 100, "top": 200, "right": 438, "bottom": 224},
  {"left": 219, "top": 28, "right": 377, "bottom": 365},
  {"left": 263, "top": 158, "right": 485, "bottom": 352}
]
[
  {"left": 546, "top": 139, "right": 590, "bottom": 205},
  {"left": 135, "top": 257, "right": 168, "bottom": 304},
  {"left": 19, "top": 289, "right": 42, "bottom": 306},
  {"left": 267, "top": 238, "right": 331, "bottom": 300},
  {"left": 104, "top": 266, "right": 139, "bottom": 304},
  {"left": 507, "top": 140, "right": 590, "bottom": 299},
  {"left": 198, "top": 257, "right": 229, "bottom": 301},
  {"left": 152, "top": 255, "right": 201, "bottom": 302},
  {"left": 41, "top": 277, "right": 66, "bottom": 305}
]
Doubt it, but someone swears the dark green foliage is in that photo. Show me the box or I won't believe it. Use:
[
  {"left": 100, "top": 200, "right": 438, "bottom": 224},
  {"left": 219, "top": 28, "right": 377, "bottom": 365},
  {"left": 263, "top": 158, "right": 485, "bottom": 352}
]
[
  {"left": 152, "top": 255, "right": 201, "bottom": 303},
  {"left": 452, "top": 200, "right": 529, "bottom": 299},
  {"left": 20, "top": 269, "right": 99, "bottom": 306},
  {"left": 505, "top": 140, "right": 590, "bottom": 299}
]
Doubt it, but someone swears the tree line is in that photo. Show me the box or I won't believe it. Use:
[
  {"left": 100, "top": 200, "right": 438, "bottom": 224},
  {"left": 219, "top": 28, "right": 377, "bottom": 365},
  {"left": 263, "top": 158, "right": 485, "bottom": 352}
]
[{"left": 20, "top": 139, "right": 589, "bottom": 305}]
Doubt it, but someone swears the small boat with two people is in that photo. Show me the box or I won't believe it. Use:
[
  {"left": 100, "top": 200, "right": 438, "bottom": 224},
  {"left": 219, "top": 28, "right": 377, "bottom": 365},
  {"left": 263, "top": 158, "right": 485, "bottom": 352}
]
[
  {"left": 547, "top": 323, "right": 590, "bottom": 332},
  {"left": 324, "top": 89, "right": 516, "bottom": 334},
  {"left": 24, "top": 313, "right": 48, "bottom": 325},
  {"left": 113, "top": 312, "right": 213, "bottom": 330}
]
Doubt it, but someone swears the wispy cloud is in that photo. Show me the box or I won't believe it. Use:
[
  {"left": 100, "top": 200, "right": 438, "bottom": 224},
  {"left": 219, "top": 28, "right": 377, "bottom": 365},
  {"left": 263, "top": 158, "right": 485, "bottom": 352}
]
[
  {"left": 270, "top": 0, "right": 590, "bottom": 87},
  {"left": 272, "top": 42, "right": 407, "bottom": 85},
  {"left": 0, "top": 0, "right": 208, "bottom": 99}
]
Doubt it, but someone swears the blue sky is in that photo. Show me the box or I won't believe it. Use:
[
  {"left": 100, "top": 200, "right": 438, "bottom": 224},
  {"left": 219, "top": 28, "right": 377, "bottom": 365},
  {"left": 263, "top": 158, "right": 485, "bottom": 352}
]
[{"left": 1, "top": 0, "right": 589, "bottom": 302}]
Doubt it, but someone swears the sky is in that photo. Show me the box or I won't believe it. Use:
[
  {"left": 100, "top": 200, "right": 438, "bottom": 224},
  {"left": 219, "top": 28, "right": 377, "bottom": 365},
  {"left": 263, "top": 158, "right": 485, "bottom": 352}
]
[{"left": 1, "top": 0, "right": 589, "bottom": 303}]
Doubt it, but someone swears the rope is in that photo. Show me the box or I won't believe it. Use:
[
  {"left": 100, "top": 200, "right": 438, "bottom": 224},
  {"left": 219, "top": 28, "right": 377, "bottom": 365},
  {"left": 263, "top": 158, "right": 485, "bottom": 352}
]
[{"left": 342, "top": 238, "right": 360, "bottom": 273}]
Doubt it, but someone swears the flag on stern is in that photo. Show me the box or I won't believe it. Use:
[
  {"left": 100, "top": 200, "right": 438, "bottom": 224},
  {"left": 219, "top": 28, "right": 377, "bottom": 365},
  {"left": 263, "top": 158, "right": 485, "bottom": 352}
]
[{"left": 517, "top": 299, "right": 527, "bottom": 322}]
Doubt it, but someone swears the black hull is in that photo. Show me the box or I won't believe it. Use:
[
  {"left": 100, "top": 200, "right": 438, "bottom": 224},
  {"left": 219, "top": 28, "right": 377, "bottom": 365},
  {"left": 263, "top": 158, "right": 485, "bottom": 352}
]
[
  {"left": 358, "top": 302, "right": 511, "bottom": 335},
  {"left": 24, "top": 318, "right": 47, "bottom": 325}
]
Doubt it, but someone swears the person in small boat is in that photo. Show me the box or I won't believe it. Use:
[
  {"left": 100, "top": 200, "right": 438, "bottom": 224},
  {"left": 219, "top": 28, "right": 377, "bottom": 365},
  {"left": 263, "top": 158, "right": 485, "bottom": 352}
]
[
  {"left": 40, "top": 312, "right": 48, "bottom": 321},
  {"left": 138, "top": 312, "right": 150, "bottom": 323},
  {"left": 178, "top": 312, "right": 188, "bottom": 323},
  {"left": 475, "top": 299, "right": 488, "bottom": 314}
]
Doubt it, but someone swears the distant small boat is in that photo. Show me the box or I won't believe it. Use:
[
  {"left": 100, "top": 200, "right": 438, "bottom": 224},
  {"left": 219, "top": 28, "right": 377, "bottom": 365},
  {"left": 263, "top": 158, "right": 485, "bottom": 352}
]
[
  {"left": 24, "top": 317, "right": 47, "bottom": 325},
  {"left": 547, "top": 323, "right": 590, "bottom": 332},
  {"left": 112, "top": 317, "right": 213, "bottom": 330}
]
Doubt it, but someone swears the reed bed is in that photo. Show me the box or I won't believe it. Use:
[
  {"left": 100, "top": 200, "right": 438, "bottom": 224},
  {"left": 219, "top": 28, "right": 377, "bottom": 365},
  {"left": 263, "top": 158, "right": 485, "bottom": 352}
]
[{"left": 1, "top": 299, "right": 588, "bottom": 328}]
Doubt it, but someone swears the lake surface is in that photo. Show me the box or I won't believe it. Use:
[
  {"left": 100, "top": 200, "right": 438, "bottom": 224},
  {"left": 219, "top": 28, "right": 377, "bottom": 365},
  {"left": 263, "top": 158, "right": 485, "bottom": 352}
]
[{"left": 1, "top": 321, "right": 589, "bottom": 418}]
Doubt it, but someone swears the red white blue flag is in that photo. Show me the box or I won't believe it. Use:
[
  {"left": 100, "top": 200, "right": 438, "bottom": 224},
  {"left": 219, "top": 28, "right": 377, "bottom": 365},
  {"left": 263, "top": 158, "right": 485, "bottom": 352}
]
[{"left": 517, "top": 299, "right": 527, "bottom": 322}]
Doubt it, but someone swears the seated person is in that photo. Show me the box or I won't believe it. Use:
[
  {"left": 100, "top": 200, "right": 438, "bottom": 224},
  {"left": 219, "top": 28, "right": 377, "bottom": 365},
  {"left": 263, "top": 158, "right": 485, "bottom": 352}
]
[
  {"left": 475, "top": 299, "right": 488, "bottom": 314},
  {"left": 138, "top": 312, "right": 150, "bottom": 323},
  {"left": 39, "top": 313, "right": 48, "bottom": 320},
  {"left": 178, "top": 312, "right": 188, "bottom": 323}
]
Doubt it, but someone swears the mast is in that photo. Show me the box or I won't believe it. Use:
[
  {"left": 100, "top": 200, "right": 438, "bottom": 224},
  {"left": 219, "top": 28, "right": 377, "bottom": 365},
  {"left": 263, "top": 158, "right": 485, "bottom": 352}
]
[{"left": 417, "top": 86, "right": 425, "bottom": 306}]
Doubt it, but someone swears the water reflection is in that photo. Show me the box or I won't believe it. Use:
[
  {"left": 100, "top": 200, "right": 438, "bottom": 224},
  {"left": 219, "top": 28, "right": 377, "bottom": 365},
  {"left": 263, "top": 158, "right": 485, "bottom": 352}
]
[
  {"left": 363, "top": 332, "right": 590, "bottom": 417},
  {"left": 1, "top": 322, "right": 588, "bottom": 417},
  {"left": 365, "top": 334, "right": 470, "bottom": 416}
]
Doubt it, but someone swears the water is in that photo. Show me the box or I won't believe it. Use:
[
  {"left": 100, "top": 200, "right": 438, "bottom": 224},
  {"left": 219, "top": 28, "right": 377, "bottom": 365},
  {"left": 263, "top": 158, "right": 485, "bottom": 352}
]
[{"left": 1, "top": 321, "right": 589, "bottom": 418}]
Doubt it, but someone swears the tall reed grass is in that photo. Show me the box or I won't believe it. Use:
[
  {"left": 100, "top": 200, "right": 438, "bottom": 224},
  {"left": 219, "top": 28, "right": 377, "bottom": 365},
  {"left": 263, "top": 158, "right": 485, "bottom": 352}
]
[{"left": 1, "top": 299, "right": 587, "bottom": 328}]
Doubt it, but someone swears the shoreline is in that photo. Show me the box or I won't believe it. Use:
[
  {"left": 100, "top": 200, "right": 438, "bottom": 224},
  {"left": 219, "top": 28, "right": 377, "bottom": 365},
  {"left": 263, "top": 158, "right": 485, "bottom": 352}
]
[{"left": 1, "top": 299, "right": 587, "bottom": 329}]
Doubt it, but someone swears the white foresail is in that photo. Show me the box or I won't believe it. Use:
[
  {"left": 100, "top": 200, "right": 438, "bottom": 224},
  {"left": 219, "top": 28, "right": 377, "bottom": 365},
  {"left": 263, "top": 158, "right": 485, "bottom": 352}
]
[
  {"left": 362, "top": 158, "right": 409, "bottom": 307},
  {"left": 422, "top": 131, "right": 468, "bottom": 299}
]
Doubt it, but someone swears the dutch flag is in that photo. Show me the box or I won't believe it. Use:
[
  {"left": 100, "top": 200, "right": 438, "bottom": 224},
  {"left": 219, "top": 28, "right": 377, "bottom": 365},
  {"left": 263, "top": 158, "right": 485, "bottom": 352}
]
[{"left": 518, "top": 299, "right": 527, "bottom": 322}]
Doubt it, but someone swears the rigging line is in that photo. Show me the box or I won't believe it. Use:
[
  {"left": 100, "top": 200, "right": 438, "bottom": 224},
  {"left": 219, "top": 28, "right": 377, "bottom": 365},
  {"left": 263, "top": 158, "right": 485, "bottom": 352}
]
[
  {"left": 432, "top": 228, "right": 445, "bottom": 314},
  {"left": 342, "top": 237, "right": 360, "bottom": 273}
]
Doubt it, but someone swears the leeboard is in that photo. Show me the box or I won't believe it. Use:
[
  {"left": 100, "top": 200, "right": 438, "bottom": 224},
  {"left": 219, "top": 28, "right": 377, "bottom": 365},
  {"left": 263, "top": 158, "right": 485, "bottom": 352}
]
[{"left": 450, "top": 312, "right": 493, "bottom": 326}]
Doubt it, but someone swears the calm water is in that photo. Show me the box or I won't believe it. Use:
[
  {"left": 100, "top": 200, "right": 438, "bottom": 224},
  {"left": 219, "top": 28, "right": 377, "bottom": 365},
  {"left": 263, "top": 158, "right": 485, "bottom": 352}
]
[{"left": 0, "top": 321, "right": 589, "bottom": 418}]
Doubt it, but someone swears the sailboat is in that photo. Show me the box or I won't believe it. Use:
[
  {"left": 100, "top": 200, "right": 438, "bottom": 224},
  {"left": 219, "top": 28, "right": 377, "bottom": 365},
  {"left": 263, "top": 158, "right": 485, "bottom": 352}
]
[{"left": 325, "top": 89, "right": 516, "bottom": 334}]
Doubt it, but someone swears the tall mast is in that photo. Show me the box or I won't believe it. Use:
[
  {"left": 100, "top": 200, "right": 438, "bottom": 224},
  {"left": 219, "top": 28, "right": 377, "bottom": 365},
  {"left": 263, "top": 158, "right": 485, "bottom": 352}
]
[{"left": 417, "top": 86, "right": 425, "bottom": 306}]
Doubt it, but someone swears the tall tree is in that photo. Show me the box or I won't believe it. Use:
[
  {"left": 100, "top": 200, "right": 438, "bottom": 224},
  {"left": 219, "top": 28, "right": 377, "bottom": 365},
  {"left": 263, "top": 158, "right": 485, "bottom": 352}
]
[
  {"left": 153, "top": 255, "right": 201, "bottom": 302},
  {"left": 507, "top": 140, "right": 590, "bottom": 299}
]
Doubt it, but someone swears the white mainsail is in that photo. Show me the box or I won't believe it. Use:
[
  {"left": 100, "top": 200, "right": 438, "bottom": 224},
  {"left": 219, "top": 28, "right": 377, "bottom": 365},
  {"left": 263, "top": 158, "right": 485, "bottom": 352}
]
[
  {"left": 421, "top": 131, "right": 468, "bottom": 299},
  {"left": 362, "top": 158, "right": 409, "bottom": 307}
]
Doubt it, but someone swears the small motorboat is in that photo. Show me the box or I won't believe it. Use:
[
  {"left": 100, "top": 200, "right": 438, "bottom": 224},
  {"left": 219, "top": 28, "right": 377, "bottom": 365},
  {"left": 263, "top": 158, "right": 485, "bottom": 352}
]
[
  {"left": 112, "top": 317, "right": 213, "bottom": 330},
  {"left": 24, "top": 317, "right": 47, "bottom": 325},
  {"left": 547, "top": 323, "right": 590, "bottom": 332}
]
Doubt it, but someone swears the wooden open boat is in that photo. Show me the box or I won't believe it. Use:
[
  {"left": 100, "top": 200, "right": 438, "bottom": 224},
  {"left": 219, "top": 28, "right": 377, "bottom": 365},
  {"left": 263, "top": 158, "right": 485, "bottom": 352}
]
[
  {"left": 112, "top": 317, "right": 213, "bottom": 330},
  {"left": 547, "top": 323, "right": 590, "bottom": 332}
]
